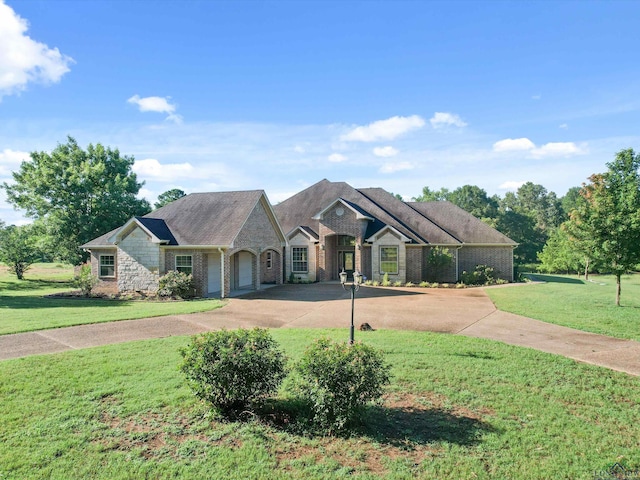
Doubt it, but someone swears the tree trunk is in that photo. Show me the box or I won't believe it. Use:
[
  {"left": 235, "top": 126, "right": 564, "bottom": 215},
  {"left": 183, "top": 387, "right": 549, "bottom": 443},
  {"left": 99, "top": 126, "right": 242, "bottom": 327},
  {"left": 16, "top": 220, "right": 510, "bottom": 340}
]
[
  {"left": 616, "top": 274, "right": 621, "bottom": 306},
  {"left": 584, "top": 258, "right": 589, "bottom": 281}
]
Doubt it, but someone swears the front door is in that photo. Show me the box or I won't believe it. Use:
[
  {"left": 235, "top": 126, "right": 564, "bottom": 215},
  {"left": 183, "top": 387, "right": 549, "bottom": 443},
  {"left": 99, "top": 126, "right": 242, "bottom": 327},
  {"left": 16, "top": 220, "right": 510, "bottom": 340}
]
[{"left": 339, "top": 251, "right": 355, "bottom": 280}]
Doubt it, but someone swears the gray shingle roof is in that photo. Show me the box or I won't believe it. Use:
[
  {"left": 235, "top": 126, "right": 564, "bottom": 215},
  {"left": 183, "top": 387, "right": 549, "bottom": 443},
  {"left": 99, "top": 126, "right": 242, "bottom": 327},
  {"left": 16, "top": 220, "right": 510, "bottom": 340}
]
[
  {"left": 273, "top": 179, "right": 462, "bottom": 245},
  {"left": 407, "top": 201, "right": 517, "bottom": 245},
  {"left": 83, "top": 190, "right": 267, "bottom": 248}
]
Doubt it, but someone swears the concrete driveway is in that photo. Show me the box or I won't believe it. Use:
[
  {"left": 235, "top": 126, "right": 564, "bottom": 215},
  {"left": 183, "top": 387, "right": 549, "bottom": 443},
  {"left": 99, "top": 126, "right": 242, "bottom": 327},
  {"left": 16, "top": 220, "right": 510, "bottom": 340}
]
[{"left": 1, "top": 284, "right": 639, "bottom": 376}]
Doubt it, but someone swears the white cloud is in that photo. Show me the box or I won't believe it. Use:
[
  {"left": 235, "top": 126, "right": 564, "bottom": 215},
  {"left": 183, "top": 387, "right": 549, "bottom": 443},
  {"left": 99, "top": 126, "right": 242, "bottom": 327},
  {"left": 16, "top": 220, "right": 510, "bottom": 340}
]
[
  {"left": 0, "top": 148, "right": 28, "bottom": 176},
  {"left": 379, "top": 161, "right": 414, "bottom": 174},
  {"left": 0, "top": 1, "right": 73, "bottom": 99},
  {"left": 429, "top": 112, "right": 467, "bottom": 129},
  {"left": 532, "top": 94, "right": 542, "bottom": 100},
  {"left": 559, "top": 123, "right": 568, "bottom": 129},
  {"left": 328, "top": 153, "right": 347, "bottom": 163},
  {"left": 127, "top": 94, "right": 183, "bottom": 123},
  {"left": 133, "top": 158, "right": 195, "bottom": 181},
  {"left": 373, "top": 146, "right": 398, "bottom": 157},
  {"left": 493, "top": 137, "right": 536, "bottom": 152},
  {"left": 493, "top": 137, "right": 586, "bottom": 158},
  {"left": 499, "top": 180, "right": 527, "bottom": 190},
  {"left": 293, "top": 145, "right": 306, "bottom": 153},
  {"left": 340, "top": 115, "right": 425, "bottom": 142},
  {"left": 532, "top": 142, "right": 586, "bottom": 158}
]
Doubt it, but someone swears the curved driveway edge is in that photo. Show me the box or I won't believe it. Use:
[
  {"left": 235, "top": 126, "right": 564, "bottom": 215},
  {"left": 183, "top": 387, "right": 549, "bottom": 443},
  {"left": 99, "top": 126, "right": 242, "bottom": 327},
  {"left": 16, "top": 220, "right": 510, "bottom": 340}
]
[{"left": 1, "top": 284, "right": 638, "bottom": 376}]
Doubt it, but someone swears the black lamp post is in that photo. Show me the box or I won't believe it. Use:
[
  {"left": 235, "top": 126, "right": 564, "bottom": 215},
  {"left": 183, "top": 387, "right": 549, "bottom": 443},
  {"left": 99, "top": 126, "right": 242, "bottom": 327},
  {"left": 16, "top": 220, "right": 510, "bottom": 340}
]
[{"left": 340, "top": 269, "right": 363, "bottom": 344}]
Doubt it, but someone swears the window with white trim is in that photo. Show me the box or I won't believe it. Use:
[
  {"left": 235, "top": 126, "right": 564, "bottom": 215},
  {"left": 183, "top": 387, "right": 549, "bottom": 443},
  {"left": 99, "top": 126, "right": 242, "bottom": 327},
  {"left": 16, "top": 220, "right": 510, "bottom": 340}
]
[
  {"left": 292, "top": 247, "right": 308, "bottom": 273},
  {"left": 175, "top": 255, "right": 193, "bottom": 275},
  {"left": 99, "top": 255, "right": 115, "bottom": 277},
  {"left": 380, "top": 246, "right": 398, "bottom": 274},
  {"left": 266, "top": 251, "right": 273, "bottom": 269}
]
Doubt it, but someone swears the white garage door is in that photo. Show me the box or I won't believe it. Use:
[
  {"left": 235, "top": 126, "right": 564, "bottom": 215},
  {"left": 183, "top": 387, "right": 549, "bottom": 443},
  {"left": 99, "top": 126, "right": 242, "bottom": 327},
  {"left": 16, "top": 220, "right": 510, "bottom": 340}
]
[
  {"left": 238, "top": 251, "right": 253, "bottom": 288},
  {"left": 208, "top": 253, "right": 221, "bottom": 295}
]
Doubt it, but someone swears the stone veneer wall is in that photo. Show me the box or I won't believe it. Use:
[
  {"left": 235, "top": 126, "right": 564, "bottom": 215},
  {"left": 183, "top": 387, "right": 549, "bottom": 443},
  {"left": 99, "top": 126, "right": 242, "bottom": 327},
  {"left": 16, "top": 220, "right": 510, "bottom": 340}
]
[
  {"left": 458, "top": 246, "right": 514, "bottom": 281},
  {"left": 286, "top": 232, "right": 316, "bottom": 282},
  {"left": 116, "top": 227, "right": 160, "bottom": 293},
  {"left": 370, "top": 231, "right": 407, "bottom": 283}
]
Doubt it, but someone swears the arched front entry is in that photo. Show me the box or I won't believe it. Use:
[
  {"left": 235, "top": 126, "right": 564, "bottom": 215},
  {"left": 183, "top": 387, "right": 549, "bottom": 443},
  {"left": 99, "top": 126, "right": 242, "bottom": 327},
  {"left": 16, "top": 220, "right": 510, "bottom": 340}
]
[
  {"left": 230, "top": 250, "right": 255, "bottom": 290},
  {"left": 323, "top": 234, "right": 357, "bottom": 281}
]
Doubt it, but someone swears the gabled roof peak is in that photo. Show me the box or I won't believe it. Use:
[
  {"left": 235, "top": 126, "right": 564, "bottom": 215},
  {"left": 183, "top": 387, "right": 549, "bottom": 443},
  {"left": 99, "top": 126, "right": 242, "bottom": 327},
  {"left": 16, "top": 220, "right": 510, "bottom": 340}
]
[{"left": 312, "top": 197, "right": 375, "bottom": 221}]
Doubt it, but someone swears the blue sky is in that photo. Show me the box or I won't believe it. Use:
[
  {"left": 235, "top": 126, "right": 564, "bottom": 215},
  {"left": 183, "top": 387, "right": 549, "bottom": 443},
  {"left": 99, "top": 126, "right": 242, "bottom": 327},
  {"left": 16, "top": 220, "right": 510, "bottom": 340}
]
[{"left": 2, "top": 0, "right": 640, "bottom": 226}]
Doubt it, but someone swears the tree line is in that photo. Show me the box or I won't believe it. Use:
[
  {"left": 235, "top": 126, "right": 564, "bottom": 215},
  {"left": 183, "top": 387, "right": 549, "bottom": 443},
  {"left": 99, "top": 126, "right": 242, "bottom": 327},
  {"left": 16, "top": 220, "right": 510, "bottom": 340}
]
[
  {"left": 1, "top": 137, "right": 638, "bottom": 304},
  {"left": 412, "top": 149, "right": 640, "bottom": 305}
]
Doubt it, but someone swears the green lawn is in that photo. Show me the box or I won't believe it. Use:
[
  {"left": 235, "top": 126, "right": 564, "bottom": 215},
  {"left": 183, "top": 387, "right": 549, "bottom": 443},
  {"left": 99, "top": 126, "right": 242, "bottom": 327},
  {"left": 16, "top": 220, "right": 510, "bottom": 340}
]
[
  {"left": 0, "top": 329, "right": 637, "bottom": 479},
  {"left": 485, "top": 273, "right": 640, "bottom": 341},
  {"left": 0, "top": 264, "right": 224, "bottom": 335}
]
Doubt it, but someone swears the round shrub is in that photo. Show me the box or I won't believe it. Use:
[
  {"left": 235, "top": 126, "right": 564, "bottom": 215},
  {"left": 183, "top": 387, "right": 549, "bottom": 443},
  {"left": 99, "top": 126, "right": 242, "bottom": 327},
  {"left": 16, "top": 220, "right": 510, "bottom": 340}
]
[
  {"left": 74, "top": 263, "right": 98, "bottom": 296},
  {"left": 158, "top": 270, "right": 196, "bottom": 298},
  {"left": 294, "top": 338, "right": 391, "bottom": 433},
  {"left": 179, "top": 328, "right": 287, "bottom": 416}
]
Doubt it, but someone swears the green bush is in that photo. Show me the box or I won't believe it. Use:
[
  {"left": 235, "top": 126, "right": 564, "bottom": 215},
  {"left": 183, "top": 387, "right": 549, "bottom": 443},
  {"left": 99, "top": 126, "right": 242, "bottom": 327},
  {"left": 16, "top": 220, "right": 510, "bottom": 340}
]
[
  {"left": 74, "top": 263, "right": 98, "bottom": 296},
  {"left": 294, "top": 338, "right": 391, "bottom": 433},
  {"left": 381, "top": 272, "right": 391, "bottom": 286},
  {"left": 419, "top": 281, "right": 430, "bottom": 287},
  {"left": 393, "top": 280, "right": 403, "bottom": 287},
  {"left": 158, "top": 270, "right": 196, "bottom": 298},
  {"left": 179, "top": 328, "right": 287, "bottom": 416},
  {"left": 460, "top": 264, "right": 497, "bottom": 286}
]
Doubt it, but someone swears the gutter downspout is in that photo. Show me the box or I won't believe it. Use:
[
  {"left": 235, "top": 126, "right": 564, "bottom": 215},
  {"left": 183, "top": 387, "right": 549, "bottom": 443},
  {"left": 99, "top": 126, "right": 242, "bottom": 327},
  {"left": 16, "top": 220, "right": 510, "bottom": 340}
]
[
  {"left": 455, "top": 245, "right": 463, "bottom": 282},
  {"left": 218, "top": 247, "right": 225, "bottom": 299}
]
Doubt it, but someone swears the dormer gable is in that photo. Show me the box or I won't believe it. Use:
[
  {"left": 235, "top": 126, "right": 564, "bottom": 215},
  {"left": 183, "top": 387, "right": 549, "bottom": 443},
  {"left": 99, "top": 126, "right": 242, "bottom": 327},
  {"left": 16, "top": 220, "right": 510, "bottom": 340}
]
[{"left": 312, "top": 198, "right": 375, "bottom": 221}]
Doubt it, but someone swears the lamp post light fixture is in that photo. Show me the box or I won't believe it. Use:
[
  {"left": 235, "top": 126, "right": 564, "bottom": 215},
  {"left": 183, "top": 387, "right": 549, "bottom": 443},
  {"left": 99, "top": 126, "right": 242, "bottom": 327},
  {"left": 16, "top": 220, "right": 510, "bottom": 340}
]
[{"left": 340, "top": 269, "right": 363, "bottom": 344}]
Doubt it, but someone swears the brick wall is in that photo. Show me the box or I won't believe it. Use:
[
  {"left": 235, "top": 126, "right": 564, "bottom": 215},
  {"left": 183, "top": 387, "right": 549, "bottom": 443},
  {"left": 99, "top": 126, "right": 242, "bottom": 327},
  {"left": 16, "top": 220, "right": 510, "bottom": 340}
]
[
  {"left": 90, "top": 248, "right": 118, "bottom": 293},
  {"left": 361, "top": 245, "right": 372, "bottom": 280},
  {"left": 458, "top": 246, "right": 514, "bottom": 281},
  {"left": 165, "top": 249, "right": 207, "bottom": 297},
  {"left": 260, "top": 249, "right": 281, "bottom": 284},
  {"left": 406, "top": 246, "right": 423, "bottom": 283},
  {"left": 423, "top": 246, "right": 458, "bottom": 283},
  {"left": 317, "top": 205, "right": 369, "bottom": 281}
]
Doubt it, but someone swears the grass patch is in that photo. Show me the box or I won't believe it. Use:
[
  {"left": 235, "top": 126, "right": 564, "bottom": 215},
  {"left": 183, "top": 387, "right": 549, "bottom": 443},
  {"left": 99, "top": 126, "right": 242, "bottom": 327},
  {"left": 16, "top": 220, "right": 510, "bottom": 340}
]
[
  {"left": 486, "top": 273, "right": 640, "bottom": 341},
  {"left": 0, "top": 264, "right": 224, "bottom": 335},
  {"left": 0, "top": 329, "right": 638, "bottom": 479}
]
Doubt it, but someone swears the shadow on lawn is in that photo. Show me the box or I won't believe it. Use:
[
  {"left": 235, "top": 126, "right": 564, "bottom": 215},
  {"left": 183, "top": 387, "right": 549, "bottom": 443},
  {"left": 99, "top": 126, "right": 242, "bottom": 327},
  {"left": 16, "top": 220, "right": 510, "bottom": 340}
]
[
  {"left": 257, "top": 398, "right": 494, "bottom": 447},
  {"left": 0, "top": 296, "right": 131, "bottom": 309},
  {"left": 0, "top": 278, "right": 74, "bottom": 292},
  {"left": 523, "top": 273, "right": 584, "bottom": 284},
  {"left": 360, "top": 404, "right": 494, "bottom": 447}
]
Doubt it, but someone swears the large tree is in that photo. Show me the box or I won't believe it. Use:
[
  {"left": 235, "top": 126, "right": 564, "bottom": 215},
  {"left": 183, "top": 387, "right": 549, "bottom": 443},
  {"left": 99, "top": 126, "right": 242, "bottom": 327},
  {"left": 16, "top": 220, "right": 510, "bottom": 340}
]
[
  {"left": 155, "top": 188, "right": 186, "bottom": 209},
  {"left": 2, "top": 137, "right": 151, "bottom": 264},
  {"left": 447, "top": 185, "right": 499, "bottom": 224},
  {"left": 569, "top": 148, "right": 640, "bottom": 305},
  {"left": 0, "top": 224, "right": 40, "bottom": 279}
]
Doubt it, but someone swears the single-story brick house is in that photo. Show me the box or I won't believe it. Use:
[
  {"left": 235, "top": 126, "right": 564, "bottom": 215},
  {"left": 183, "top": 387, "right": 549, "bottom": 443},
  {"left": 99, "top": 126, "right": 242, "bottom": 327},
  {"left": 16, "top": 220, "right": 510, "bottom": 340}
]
[{"left": 83, "top": 179, "right": 516, "bottom": 297}]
